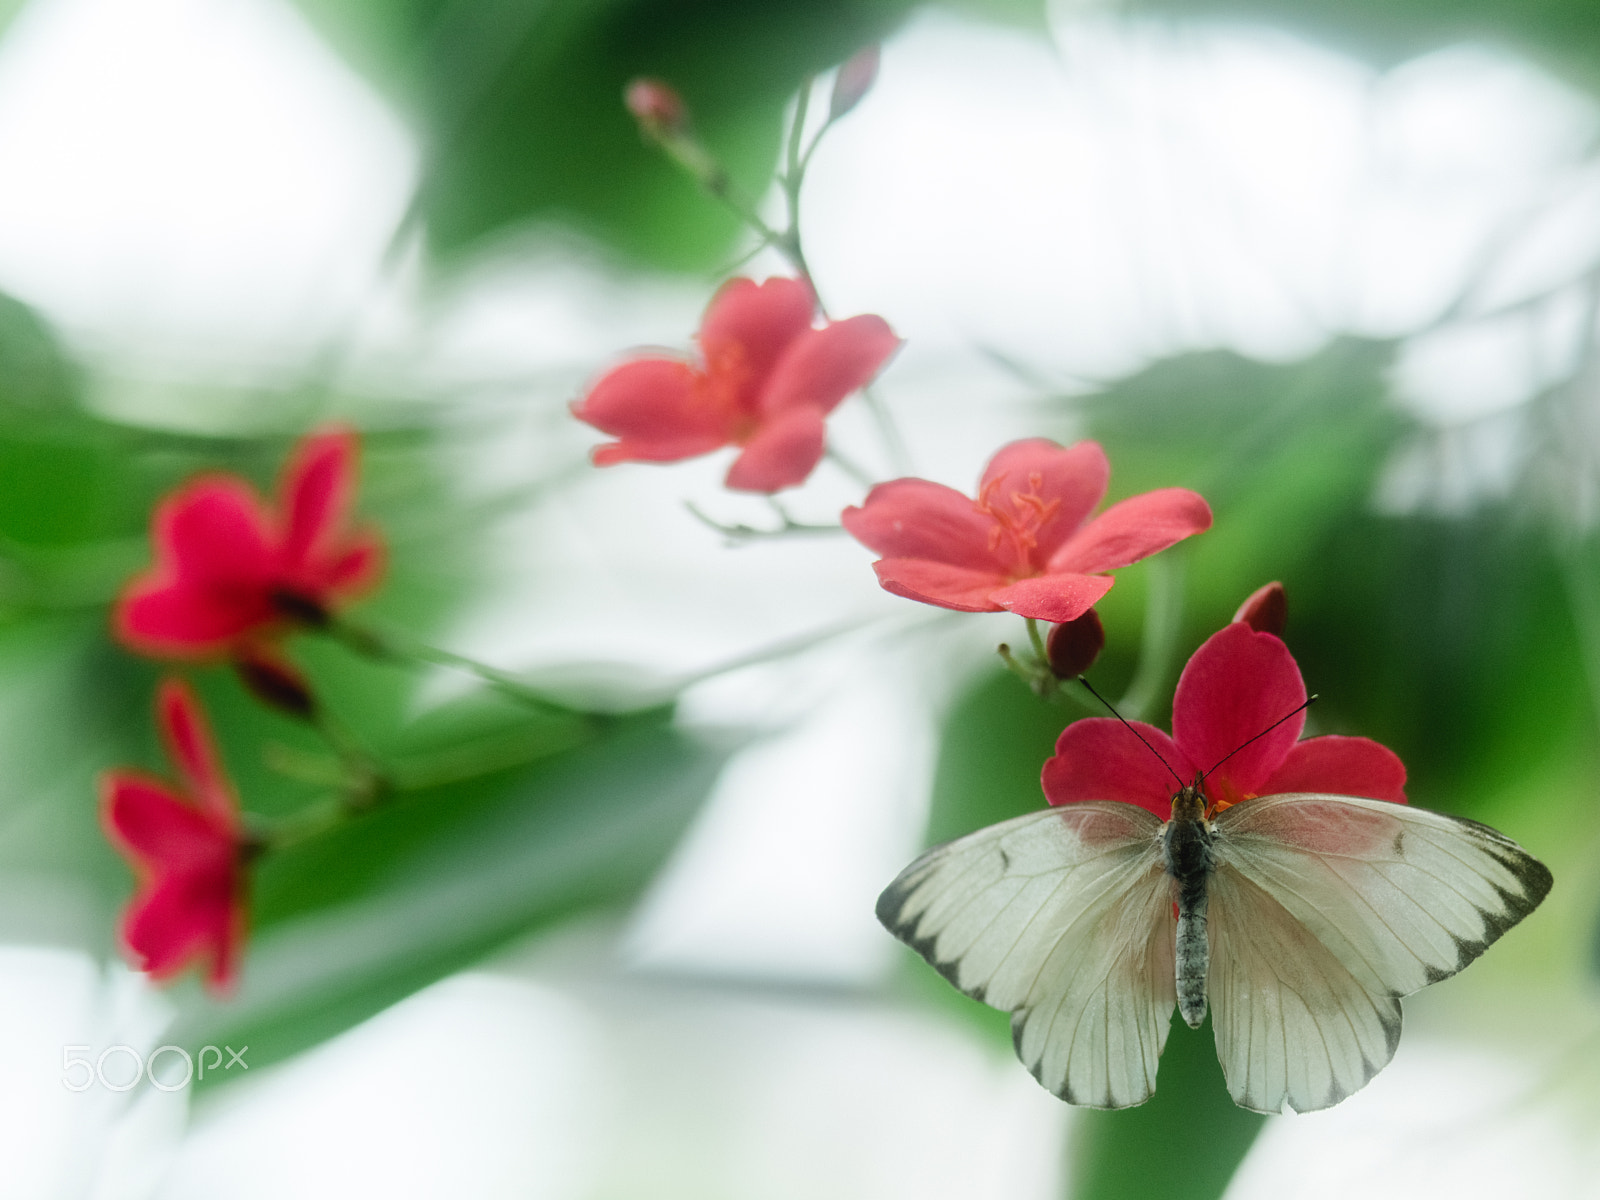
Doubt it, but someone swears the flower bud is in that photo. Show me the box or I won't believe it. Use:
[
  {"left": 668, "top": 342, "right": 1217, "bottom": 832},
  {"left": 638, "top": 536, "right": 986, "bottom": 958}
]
[
  {"left": 625, "top": 78, "right": 688, "bottom": 137},
  {"left": 829, "top": 44, "right": 880, "bottom": 120},
  {"left": 1046, "top": 608, "right": 1105, "bottom": 679},
  {"left": 234, "top": 648, "right": 317, "bottom": 720},
  {"left": 1233, "top": 581, "right": 1287, "bottom": 637}
]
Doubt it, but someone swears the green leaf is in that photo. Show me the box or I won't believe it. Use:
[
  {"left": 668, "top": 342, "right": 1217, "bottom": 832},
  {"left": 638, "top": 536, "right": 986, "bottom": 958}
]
[
  {"left": 172, "top": 707, "right": 730, "bottom": 1087},
  {"left": 293, "top": 0, "right": 917, "bottom": 270}
]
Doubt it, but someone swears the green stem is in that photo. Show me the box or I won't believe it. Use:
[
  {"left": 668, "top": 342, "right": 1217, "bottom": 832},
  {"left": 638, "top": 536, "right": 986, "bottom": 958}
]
[
  {"left": 1026, "top": 617, "right": 1049, "bottom": 662},
  {"left": 327, "top": 618, "right": 603, "bottom": 724},
  {"left": 686, "top": 499, "right": 843, "bottom": 540},
  {"left": 1118, "top": 556, "right": 1185, "bottom": 722},
  {"left": 825, "top": 443, "right": 877, "bottom": 489}
]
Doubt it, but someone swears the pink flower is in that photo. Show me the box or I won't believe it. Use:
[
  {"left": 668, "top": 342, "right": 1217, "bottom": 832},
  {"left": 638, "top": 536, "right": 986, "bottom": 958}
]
[
  {"left": 101, "top": 680, "right": 250, "bottom": 991},
  {"left": 841, "top": 439, "right": 1212, "bottom": 622},
  {"left": 1042, "top": 620, "right": 1407, "bottom": 820},
  {"left": 572, "top": 276, "right": 900, "bottom": 492},
  {"left": 115, "top": 427, "right": 384, "bottom": 659}
]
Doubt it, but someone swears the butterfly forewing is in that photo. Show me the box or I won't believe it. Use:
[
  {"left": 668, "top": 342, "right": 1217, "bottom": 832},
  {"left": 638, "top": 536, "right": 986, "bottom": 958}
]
[
  {"left": 877, "top": 802, "right": 1175, "bottom": 1108},
  {"left": 1208, "top": 793, "right": 1553, "bottom": 1113}
]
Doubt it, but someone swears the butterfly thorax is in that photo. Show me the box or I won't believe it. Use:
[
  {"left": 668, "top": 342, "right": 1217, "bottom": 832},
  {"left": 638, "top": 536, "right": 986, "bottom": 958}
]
[{"left": 1163, "top": 779, "right": 1215, "bottom": 1030}]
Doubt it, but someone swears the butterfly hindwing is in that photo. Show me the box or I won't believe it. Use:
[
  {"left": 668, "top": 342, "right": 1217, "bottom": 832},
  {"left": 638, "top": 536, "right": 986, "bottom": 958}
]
[
  {"left": 877, "top": 802, "right": 1174, "bottom": 1108},
  {"left": 1208, "top": 793, "right": 1553, "bottom": 1113}
]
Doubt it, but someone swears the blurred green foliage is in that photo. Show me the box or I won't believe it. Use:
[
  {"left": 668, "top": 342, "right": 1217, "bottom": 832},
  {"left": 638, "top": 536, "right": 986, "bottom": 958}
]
[
  {"left": 293, "top": 0, "right": 916, "bottom": 270},
  {"left": 0, "top": 279, "right": 733, "bottom": 1090},
  {"left": 1130, "top": 0, "right": 1600, "bottom": 87}
]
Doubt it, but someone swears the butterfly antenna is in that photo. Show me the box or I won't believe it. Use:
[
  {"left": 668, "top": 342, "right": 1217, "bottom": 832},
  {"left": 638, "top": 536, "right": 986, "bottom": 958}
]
[
  {"left": 1201, "top": 695, "right": 1319, "bottom": 782},
  {"left": 1076, "top": 676, "right": 1186, "bottom": 791}
]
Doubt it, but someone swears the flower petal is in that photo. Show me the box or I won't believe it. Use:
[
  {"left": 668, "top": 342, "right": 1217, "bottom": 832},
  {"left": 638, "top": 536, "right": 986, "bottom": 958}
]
[
  {"left": 320, "top": 530, "right": 386, "bottom": 597},
  {"left": 1171, "top": 623, "right": 1305, "bottom": 797},
  {"left": 697, "top": 276, "right": 815, "bottom": 388},
  {"left": 1042, "top": 717, "right": 1198, "bottom": 819},
  {"left": 724, "top": 406, "right": 826, "bottom": 492},
  {"left": 870, "top": 557, "right": 1007, "bottom": 611},
  {"left": 281, "top": 427, "right": 356, "bottom": 568},
  {"left": 842, "top": 478, "right": 1000, "bottom": 570},
  {"left": 122, "top": 868, "right": 235, "bottom": 980},
  {"left": 1048, "top": 487, "right": 1212, "bottom": 574},
  {"left": 989, "top": 572, "right": 1114, "bottom": 623},
  {"left": 114, "top": 578, "right": 278, "bottom": 658},
  {"left": 158, "top": 679, "right": 236, "bottom": 821},
  {"left": 1263, "top": 736, "right": 1408, "bottom": 803},
  {"left": 101, "top": 772, "right": 219, "bottom": 869},
  {"left": 154, "top": 478, "right": 278, "bottom": 587},
  {"left": 979, "top": 440, "right": 1109, "bottom": 562},
  {"left": 575, "top": 357, "right": 732, "bottom": 462},
  {"left": 207, "top": 898, "right": 246, "bottom": 992},
  {"left": 759, "top": 315, "right": 899, "bottom": 417}
]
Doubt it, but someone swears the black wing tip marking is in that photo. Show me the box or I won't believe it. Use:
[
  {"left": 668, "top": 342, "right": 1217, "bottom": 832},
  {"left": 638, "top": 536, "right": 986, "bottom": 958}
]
[
  {"left": 1438, "top": 844, "right": 1554, "bottom": 978},
  {"left": 876, "top": 868, "right": 993, "bottom": 1001}
]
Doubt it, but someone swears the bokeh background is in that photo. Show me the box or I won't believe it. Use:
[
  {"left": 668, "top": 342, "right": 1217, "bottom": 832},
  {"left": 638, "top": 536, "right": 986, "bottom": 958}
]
[{"left": 0, "top": 0, "right": 1598, "bottom": 1196}]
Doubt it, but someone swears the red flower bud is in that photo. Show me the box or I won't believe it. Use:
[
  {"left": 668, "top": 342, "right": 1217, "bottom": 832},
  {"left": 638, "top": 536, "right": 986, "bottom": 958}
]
[
  {"left": 829, "top": 44, "right": 880, "bottom": 120},
  {"left": 234, "top": 647, "right": 317, "bottom": 720},
  {"left": 625, "top": 78, "right": 687, "bottom": 136},
  {"left": 1233, "top": 581, "right": 1288, "bottom": 637},
  {"left": 1046, "top": 608, "right": 1105, "bottom": 678}
]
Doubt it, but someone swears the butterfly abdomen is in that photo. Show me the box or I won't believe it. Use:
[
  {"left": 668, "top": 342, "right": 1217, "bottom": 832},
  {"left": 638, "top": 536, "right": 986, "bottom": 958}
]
[{"left": 1164, "top": 785, "right": 1215, "bottom": 1029}]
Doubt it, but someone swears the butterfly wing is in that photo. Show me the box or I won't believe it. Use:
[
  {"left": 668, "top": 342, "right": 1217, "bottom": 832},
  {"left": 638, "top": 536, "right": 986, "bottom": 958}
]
[
  {"left": 877, "top": 802, "right": 1174, "bottom": 1108},
  {"left": 1208, "top": 793, "right": 1553, "bottom": 1114}
]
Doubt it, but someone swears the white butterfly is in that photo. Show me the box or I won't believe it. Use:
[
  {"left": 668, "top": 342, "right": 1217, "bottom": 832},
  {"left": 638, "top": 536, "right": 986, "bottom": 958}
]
[{"left": 877, "top": 781, "right": 1551, "bottom": 1113}]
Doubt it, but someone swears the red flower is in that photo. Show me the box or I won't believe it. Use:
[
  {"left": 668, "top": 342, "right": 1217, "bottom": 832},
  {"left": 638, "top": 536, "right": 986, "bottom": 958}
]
[
  {"left": 572, "top": 276, "right": 900, "bottom": 493},
  {"left": 101, "top": 680, "right": 250, "bottom": 991},
  {"left": 115, "top": 427, "right": 384, "bottom": 659},
  {"left": 1042, "top": 621, "right": 1407, "bottom": 820},
  {"left": 841, "top": 439, "right": 1212, "bottom": 622}
]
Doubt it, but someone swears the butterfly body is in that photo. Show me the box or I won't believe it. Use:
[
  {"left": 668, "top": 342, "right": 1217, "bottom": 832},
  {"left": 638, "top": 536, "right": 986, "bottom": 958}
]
[
  {"left": 1163, "top": 782, "right": 1214, "bottom": 1029},
  {"left": 879, "top": 790, "right": 1551, "bottom": 1113}
]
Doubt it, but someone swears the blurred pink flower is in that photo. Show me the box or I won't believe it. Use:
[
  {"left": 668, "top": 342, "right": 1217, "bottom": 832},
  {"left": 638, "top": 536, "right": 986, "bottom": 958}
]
[
  {"left": 573, "top": 276, "right": 899, "bottom": 492},
  {"left": 115, "top": 427, "right": 384, "bottom": 659},
  {"left": 101, "top": 679, "right": 250, "bottom": 992}
]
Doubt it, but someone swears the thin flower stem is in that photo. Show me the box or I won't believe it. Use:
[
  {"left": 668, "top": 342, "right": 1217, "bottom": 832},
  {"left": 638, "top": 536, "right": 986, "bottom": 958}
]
[
  {"left": 655, "top": 134, "right": 790, "bottom": 261},
  {"left": 784, "top": 77, "right": 812, "bottom": 201},
  {"left": 1026, "top": 617, "right": 1049, "bottom": 663},
  {"left": 258, "top": 796, "right": 347, "bottom": 852},
  {"left": 257, "top": 709, "right": 602, "bottom": 853},
  {"left": 327, "top": 618, "right": 605, "bottom": 724},
  {"left": 685, "top": 499, "right": 843, "bottom": 540},
  {"left": 306, "top": 703, "right": 392, "bottom": 804},
  {"left": 669, "top": 614, "right": 878, "bottom": 690},
  {"left": 825, "top": 443, "right": 878, "bottom": 489},
  {"left": 859, "top": 386, "right": 911, "bottom": 476},
  {"left": 996, "top": 643, "right": 1040, "bottom": 691},
  {"left": 1117, "top": 555, "right": 1185, "bottom": 722}
]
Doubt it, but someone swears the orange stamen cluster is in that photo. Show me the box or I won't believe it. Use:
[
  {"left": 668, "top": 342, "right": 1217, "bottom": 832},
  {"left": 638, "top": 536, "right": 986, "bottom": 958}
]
[{"left": 975, "top": 471, "right": 1061, "bottom": 574}]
